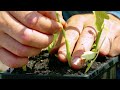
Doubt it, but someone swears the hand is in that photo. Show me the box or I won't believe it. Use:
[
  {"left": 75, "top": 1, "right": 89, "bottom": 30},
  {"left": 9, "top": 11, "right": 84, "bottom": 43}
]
[
  {"left": 0, "top": 11, "right": 66, "bottom": 68},
  {"left": 55, "top": 13, "right": 120, "bottom": 69}
]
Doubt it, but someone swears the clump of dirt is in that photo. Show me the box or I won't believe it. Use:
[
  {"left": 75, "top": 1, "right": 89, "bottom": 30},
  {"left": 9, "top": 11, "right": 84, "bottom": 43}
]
[{"left": 9, "top": 50, "right": 107, "bottom": 76}]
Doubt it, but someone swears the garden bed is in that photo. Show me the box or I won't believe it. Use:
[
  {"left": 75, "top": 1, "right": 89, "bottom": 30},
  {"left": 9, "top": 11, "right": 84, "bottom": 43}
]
[{"left": 0, "top": 50, "right": 119, "bottom": 79}]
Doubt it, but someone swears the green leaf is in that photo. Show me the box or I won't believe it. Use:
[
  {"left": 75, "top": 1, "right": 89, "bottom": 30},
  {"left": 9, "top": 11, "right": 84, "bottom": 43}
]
[
  {"left": 93, "top": 11, "right": 109, "bottom": 32},
  {"left": 93, "top": 11, "right": 109, "bottom": 51},
  {"left": 85, "top": 51, "right": 99, "bottom": 73},
  {"left": 81, "top": 51, "right": 97, "bottom": 62}
]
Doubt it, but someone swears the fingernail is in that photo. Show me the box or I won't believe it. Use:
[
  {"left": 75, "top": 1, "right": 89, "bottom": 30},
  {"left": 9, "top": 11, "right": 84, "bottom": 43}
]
[
  {"left": 58, "top": 53, "right": 67, "bottom": 63},
  {"left": 72, "top": 57, "right": 80, "bottom": 65},
  {"left": 71, "top": 57, "right": 85, "bottom": 69}
]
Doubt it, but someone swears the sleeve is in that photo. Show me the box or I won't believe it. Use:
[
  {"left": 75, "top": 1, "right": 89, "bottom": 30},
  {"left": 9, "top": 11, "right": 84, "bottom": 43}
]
[
  {"left": 63, "top": 11, "right": 120, "bottom": 21},
  {"left": 107, "top": 11, "right": 120, "bottom": 19},
  {"left": 62, "top": 11, "right": 92, "bottom": 21}
]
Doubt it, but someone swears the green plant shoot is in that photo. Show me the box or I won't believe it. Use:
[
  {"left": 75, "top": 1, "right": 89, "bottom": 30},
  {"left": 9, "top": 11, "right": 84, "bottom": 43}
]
[
  {"left": 22, "top": 65, "right": 27, "bottom": 71},
  {"left": 48, "top": 33, "right": 59, "bottom": 53},
  {"left": 56, "top": 12, "right": 71, "bottom": 66},
  {"left": 81, "top": 11, "right": 109, "bottom": 73}
]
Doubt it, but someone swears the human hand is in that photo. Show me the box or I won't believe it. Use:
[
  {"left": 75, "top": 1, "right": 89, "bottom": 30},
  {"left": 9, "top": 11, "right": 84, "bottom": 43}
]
[
  {"left": 0, "top": 11, "right": 66, "bottom": 68},
  {"left": 55, "top": 13, "right": 120, "bottom": 69}
]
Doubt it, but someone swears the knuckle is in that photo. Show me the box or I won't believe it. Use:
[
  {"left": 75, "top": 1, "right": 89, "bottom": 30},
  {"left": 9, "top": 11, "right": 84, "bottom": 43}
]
[
  {"left": 84, "top": 27, "right": 97, "bottom": 40},
  {"left": 67, "top": 15, "right": 85, "bottom": 34},
  {"left": 20, "top": 30, "right": 32, "bottom": 45},
  {"left": 67, "top": 15, "right": 81, "bottom": 24},
  {"left": 25, "top": 12, "right": 38, "bottom": 27}
]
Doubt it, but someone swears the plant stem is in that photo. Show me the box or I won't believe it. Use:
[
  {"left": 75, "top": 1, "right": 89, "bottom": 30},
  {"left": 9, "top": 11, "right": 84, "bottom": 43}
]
[
  {"left": 48, "top": 33, "right": 59, "bottom": 53},
  {"left": 22, "top": 65, "right": 27, "bottom": 71},
  {"left": 56, "top": 12, "right": 71, "bottom": 66},
  {"left": 84, "top": 11, "right": 109, "bottom": 73}
]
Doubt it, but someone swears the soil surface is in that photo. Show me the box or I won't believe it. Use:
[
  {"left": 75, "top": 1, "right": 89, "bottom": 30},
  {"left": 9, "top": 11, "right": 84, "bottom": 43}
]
[{"left": 8, "top": 50, "right": 109, "bottom": 76}]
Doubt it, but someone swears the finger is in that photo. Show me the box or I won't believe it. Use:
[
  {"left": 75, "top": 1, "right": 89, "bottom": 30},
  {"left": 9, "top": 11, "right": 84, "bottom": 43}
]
[
  {"left": 38, "top": 11, "right": 67, "bottom": 27},
  {"left": 0, "top": 32, "right": 41, "bottom": 57},
  {"left": 71, "top": 26, "right": 97, "bottom": 69},
  {"left": 58, "top": 15, "right": 85, "bottom": 63},
  {"left": 101, "top": 19, "right": 120, "bottom": 56},
  {"left": 56, "top": 11, "right": 67, "bottom": 28},
  {"left": 98, "top": 29, "right": 110, "bottom": 56},
  {"left": 0, "top": 48, "right": 28, "bottom": 68},
  {"left": 0, "top": 60, "right": 9, "bottom": 71},
  {"left": 9, "top": 11, "right": 63, "bottom": 34},
  {"left": 38, "top": 11, "right": 57, "bottom": 21},
  {"left": 58, "top": 29, "right": 79, "bottom": 62},
  {"left": 1, "top": 11, "right": 53, "bottom": 49},
  {"left": 108, "top": 36, "right": 120, "bottom": 56}
]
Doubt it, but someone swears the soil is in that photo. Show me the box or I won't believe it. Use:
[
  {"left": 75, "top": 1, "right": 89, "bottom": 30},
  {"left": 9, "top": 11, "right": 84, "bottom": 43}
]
[{"left": 7, "top": 50, "right": 109, "bottom": 76}]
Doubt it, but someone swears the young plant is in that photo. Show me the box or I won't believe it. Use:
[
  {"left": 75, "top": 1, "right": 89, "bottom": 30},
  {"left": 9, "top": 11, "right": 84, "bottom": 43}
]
[
  {"left": 81, "top": 11, "right": 109, "bottom": 73},
  {"left": 47, "top": 12, "right": 71, "bottom": 66},
  {"left": 56, "top": 12, "right": 71, "bottom": 66},
  {"left": 22, "top": 65, "right": 27, "bottom": 71},
  {"left": 54, "top": 11, "right": 109, "bottom": 73},
  {"left": 45, "top": 11, "right": 109, "bottom": 73},
  {"left": 48, "top": 33, "right": 59, "bottom": 53}
]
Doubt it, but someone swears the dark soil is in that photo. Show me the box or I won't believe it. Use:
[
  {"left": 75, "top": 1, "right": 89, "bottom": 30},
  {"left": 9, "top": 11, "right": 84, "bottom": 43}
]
[{"left": 8, "top": 50, "right": 109, "bottom": 76}]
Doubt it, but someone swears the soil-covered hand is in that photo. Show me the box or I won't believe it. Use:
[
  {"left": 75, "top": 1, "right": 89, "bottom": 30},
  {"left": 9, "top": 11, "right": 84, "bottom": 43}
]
[
  {"left": 55, "top": 13, "right": 120, "bottom": 69},
  {"left": 0, "top": 11, "right": 66, "bottom": 68}
]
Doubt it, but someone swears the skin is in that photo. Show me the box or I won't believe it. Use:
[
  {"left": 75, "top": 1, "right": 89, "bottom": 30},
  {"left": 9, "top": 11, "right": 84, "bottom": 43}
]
[
  {"left": 1, "top": 11, "right": 120, "bottom": 71},
  {"left": 52, "top": 13, "right": 120, "bottom": 70},
  {"left": 0, "top": 11, "right": 66, "bottom": 68}
]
